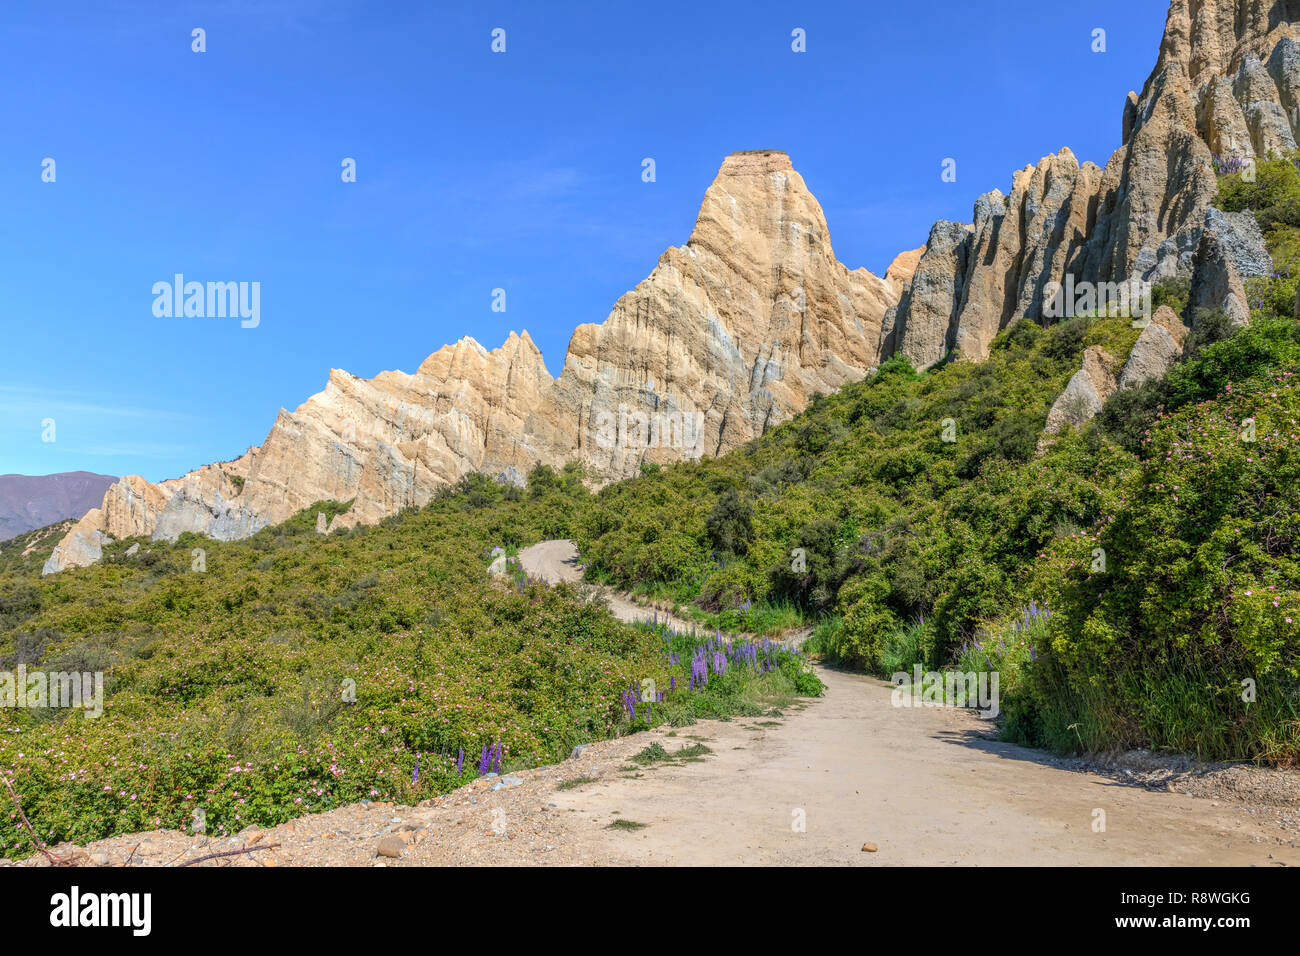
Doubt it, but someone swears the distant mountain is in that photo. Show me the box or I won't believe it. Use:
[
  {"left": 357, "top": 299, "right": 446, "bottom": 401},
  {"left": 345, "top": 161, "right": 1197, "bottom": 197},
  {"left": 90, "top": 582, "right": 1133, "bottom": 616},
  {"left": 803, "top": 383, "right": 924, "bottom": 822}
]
[{"left": 0, "top": 472, "right": 118, "bottom": 541}]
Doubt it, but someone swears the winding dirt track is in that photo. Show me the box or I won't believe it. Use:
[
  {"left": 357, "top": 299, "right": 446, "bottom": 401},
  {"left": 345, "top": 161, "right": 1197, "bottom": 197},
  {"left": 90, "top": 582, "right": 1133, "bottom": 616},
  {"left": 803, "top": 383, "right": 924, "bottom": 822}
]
[{"left": 517, "top": 540, "right": 1300, "bottom": 866}]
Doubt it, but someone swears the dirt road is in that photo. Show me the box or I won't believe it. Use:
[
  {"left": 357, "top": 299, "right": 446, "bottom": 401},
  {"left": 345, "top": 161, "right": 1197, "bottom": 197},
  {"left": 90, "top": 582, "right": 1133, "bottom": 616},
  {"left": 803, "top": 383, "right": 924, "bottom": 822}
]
[
  {"left": 513, "top": 540, "right": 1300, "bottom": 865},
  {"left": 518, "top": 539, "right": 703, "bottom": 632}
]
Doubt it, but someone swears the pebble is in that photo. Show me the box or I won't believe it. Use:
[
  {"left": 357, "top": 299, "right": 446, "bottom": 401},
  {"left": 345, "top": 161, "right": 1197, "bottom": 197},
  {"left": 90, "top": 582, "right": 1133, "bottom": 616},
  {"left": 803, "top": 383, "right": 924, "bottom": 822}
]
[
  {"left": 861, "top": 842, "right": 878, "bottom": 853},
  {"left": 376, "top": 836, "right": 405, "bottom": 858}
]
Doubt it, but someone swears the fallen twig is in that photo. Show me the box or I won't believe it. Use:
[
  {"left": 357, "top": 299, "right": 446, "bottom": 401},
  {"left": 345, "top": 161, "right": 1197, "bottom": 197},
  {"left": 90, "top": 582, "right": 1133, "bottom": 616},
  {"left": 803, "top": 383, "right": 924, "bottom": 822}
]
[{"left": 178, "top": 842, "right": 281, "bottom": 867}]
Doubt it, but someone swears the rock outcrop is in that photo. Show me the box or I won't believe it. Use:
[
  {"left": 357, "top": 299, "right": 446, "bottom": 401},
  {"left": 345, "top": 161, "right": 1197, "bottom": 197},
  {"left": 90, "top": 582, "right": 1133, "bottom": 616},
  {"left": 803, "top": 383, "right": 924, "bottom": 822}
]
[
  {"left": 884, "top": 246, "right": 926, "bottom": 297},
  {"left": 1117, "top": 306, "right": 1193, "bottom": 389},
  {"left": 551, "top": 150, "right": 899, "bottom": 478},
  {"left": 46, "top": 151, "right": 901, "bottom": 573},
  {"left": 1039, "top": 305, "right": 1192, "bottom": 446},
  {"left": 891, "top": 221, "right": 971, "bottom": 369},
  {"left": 1187, "top": 228, "right": 1253, "bottom": 326},
  {"left": 1204, "top": 207, "right": 1273, "bottom": 278},
  {"left": 1042, "top": 346, "right": 1121, "bottom": 442},
  {"left": 889, "top": 0, "right": 1297, "bottom": 369}
]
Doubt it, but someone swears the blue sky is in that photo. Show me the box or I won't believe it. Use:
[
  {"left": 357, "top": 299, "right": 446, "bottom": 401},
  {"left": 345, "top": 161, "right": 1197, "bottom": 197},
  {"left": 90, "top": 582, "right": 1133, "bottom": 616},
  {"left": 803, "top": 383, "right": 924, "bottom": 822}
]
[{"left": 1, "top": 0, "right": 1169, "bottom": 482}]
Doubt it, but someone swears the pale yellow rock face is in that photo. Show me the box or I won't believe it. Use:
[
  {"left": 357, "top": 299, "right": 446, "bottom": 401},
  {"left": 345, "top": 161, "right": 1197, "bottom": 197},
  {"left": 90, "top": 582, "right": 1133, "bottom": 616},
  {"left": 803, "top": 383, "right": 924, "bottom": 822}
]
[
  {"left": 229, "top": 331, "right": 561, "bottom": 533},
  {"left": 46, "top": 4, "right": 1300, "bottom": 574},
  {"left": 42, "top": 508, "right": 108, "bottom": 574},
  {"left": 42, "top": 475, "right": 175, "bottom": 573},
  {"left": 1157, "top": 0, "right": 1298, "bottom": 86},
  {"left": 1042, "top": 346, "right": 1121, "bottom": 444},
  {"left": 45, "top": 151, "right": 900, "bottom": 572},
  {"left": 1118, "top": 305, "right": 1192, "bottom": 390},
  {"left": 946, "top": 150, "right": 1105, "bottom": 365},
  {"left": 890, "top": 1, "right": 1297, "bottom": 372},
  {"left": 556, "top": 150, "right": 897, "bottom": 477},
  {"left": 884, "top": 246, "right": 926, "bottom": 297}
]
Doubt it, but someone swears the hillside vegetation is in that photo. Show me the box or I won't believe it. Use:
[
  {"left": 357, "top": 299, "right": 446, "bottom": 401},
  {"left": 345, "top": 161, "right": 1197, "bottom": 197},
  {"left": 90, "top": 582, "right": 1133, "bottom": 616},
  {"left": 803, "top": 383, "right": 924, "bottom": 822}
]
[
  {"left": 0, "top": 490, "right": 815, "bottom": 857},
  {"left": 3, "top": 161, "right": 1299, "bottom": 857}
]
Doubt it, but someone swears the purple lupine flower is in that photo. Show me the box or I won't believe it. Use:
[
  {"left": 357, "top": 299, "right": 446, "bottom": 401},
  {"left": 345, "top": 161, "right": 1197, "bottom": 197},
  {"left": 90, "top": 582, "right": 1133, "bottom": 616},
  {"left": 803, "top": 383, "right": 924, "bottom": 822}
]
[
  {"left": 413, "top": 755, "right": 420, "bottom": 786},
  {"left": 478, "top": 745, "right": 490, "bottom": 775},
  {"left": 1029, "top": 644, "right": 1037, "bottom": 663},
  {"left": 456, "top": 746, "right": 464, "bottom": 774}
]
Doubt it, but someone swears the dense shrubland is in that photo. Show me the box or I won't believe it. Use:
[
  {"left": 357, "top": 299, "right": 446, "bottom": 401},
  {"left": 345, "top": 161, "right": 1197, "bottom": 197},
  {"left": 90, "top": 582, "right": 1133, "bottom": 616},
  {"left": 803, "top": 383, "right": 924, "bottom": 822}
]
[{"left": 0, "top": 484, "right": 814, "bottom": 857}]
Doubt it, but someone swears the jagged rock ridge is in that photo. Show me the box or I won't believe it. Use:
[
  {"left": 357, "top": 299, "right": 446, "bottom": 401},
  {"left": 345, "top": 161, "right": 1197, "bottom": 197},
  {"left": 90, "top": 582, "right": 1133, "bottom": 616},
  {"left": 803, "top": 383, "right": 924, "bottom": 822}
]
[
  {"left": 890, "top": 0, "right": 1298, "bottom": 373},
  {"left": 45, "top": 152, "right": 906, "bottom": 572}
]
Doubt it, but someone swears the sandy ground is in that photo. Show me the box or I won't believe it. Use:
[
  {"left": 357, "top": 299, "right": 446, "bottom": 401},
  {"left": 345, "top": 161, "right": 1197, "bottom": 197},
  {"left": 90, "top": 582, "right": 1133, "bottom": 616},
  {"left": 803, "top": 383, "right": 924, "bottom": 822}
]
[
  {"left": 10, "top": 540, "right": 1298, "bottom": 867},
  {"left": 517, "top": 539, "right": 703, "bottom": 632}
]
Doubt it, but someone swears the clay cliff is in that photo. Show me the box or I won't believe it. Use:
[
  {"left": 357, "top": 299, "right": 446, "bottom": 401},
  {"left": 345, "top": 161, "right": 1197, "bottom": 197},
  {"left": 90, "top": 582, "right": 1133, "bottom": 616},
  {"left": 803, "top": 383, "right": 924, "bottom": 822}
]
[
  {"left": 890, "top": 0, "right": 1297, "bottom": 371},
  {"left": 45, "top": 151, "right": 906, "bottom": 572},
  {"left": 44, "top": 1, "right": 1300, "bottom": 574}
]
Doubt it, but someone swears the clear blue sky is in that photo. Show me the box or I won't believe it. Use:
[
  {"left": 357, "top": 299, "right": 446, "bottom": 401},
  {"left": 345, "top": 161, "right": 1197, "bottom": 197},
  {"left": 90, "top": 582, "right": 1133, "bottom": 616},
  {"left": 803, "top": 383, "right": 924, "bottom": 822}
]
[{"left": 0, "top": 0, "right": 1170, "bottom": 482}]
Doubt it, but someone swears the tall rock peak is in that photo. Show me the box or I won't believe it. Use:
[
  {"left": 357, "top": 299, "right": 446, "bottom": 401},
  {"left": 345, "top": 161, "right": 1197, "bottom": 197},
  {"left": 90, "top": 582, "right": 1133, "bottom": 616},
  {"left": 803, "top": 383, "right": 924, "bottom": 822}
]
[{"left": 47, "top": 152, "right": 897, "bottom": 573}]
